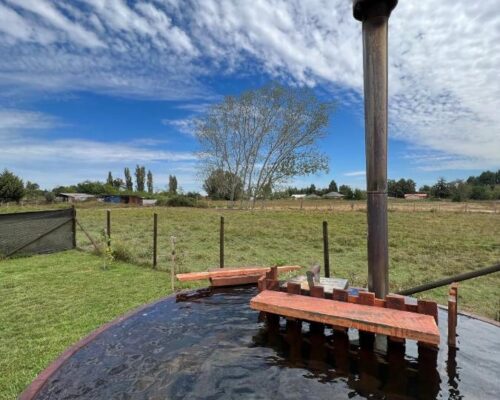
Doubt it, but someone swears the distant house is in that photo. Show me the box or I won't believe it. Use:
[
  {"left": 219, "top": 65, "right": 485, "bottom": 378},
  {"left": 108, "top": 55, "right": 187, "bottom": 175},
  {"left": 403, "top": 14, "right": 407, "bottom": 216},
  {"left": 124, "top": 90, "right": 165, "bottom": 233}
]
[
  {"left": 102, "top": 194, "right": 156, "bottom": 206},
  {"left": 57, "top": 193, "right": 95, "bottom": 202},
  {"left": 291, "top": 194, "right": 307, "bottom": 199},
  {"left": 305, "top": 194, "right": 321, "bottom": 199},
  {"left": 404, "top": 193, "right": 428, "bottom": 200},
  {"left": 323, "top": 191, "right": 344, "bottom": 199}
]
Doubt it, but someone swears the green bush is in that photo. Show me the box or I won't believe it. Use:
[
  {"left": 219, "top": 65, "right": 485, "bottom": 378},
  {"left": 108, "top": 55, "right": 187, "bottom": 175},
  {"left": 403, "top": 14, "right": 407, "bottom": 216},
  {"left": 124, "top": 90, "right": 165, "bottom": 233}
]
[
  {"left": 167, "top": 195, "right": 196, "bottom": 207},
  {"left": 111, "top": 241, "right": 134, "bottom": 263}
]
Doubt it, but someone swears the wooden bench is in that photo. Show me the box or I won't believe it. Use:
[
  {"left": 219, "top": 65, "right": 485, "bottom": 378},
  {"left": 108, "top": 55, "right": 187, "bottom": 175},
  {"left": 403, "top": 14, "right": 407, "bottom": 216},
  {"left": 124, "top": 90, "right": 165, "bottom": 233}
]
[
  {"left": 176, "top": 265, "right": 301, "bottom": 287},
  {"left": 250, "top": 290, "right": 440, "bottom": 345}
]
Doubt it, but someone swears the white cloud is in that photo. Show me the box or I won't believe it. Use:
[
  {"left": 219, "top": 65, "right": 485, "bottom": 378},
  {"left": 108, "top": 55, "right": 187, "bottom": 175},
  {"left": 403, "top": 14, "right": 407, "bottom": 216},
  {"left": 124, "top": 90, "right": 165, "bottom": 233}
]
[
  {"left": 344, "top": 170, "right": 365, "bottom": 177},
  {"left": 0, "top": 0, "right": 498, "bottom": 171},
  {"left": 161, "top": 117, "right": 196, "bottom": 136},
  {"left": 0, "top": 108, "right": 199, "bottom": 189}
]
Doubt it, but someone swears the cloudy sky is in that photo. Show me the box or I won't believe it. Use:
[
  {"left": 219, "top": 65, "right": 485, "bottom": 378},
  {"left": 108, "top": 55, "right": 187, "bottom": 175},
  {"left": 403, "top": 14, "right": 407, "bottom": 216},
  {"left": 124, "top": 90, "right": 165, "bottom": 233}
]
[{"left": 0, "top": 0, "right": 498, "bottom": 191}]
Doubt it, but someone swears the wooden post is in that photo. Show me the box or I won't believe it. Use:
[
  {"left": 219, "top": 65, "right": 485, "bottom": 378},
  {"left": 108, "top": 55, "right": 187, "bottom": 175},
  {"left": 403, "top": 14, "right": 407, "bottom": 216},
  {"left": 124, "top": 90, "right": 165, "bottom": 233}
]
[
  {"left": 219, "top": 216, "right": 224, "bottom": 268},
  {"left": 448, "top": 283, "right": 458, "bottom": 347},
  {"left": 153, "top": 213, "right": 158, "bottom": 268},
  {"left": 300, "top": 197, "right": 303, "bottom": 210},
  {"left": 106, "top": 209, "right": 111, "bottom": 246},
  {"left": 71, "top": 205, "right": 77, "bottom": 248},
  {"left": 170, "top": 236, "right": 176, "bottom": 292},
  {"left": 353, "top": 0, "right": 397, "bottom": 300},
  {"left": 322, "top": 221, "right": 330, "bottom": 278}
]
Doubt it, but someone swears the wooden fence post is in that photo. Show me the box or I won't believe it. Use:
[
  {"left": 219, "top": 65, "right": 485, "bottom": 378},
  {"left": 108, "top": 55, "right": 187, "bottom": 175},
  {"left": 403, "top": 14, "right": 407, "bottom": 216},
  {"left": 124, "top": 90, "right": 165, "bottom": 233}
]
[
  {"left": 106, "top": 209, "right": 111, "bottom": 246},
  {"left": 72, "top": 205, "right": 77, "bottom": 248},
  {"left": 323, "top": 221, "right": 330, "bottom": 278},
  {"left": 170, "top": 236, "right": 176, "bottom": 292},
  {"left": 220, "top": 216, "right": 224, "bottom": 268},
  {"left": 153, "top": 212, "right": 158, "bottom": 268}
]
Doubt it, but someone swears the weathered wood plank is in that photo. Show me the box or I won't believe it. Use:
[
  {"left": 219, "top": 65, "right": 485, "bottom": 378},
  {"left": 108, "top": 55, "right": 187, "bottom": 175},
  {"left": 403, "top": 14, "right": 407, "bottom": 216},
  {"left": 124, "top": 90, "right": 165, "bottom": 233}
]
[
  {"left": 250, "top": 291, "right": 440, "bottom": 345},
  {"left": 210, "top": 274, "right": 264, "bottom": 287},
  {"left": 448, "top": 283, "right": 458, "bottom": 347},
  {"left": 176, "top": 265, "right": 301, "bottom": 281}
]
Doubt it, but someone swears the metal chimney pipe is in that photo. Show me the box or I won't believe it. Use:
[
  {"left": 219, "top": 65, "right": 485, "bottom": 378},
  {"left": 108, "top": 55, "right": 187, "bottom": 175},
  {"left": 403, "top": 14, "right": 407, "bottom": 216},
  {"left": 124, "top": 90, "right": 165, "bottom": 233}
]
[{"left": 353, "top": 0, "right": 397, "bottom": 299}]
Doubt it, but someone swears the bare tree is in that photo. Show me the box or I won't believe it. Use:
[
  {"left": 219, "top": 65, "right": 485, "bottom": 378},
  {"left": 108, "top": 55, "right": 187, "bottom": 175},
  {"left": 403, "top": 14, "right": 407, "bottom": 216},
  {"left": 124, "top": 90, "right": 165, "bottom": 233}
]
[{"left": 196, "top": 83, "right": 332, "bottom": 206}]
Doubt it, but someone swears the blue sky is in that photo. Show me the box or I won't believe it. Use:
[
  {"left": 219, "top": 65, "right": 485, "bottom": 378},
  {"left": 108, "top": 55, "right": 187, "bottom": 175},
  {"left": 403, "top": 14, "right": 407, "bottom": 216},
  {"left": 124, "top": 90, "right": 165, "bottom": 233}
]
[{"left": 0, "top": 0, "right": 499, "bottom": 192}]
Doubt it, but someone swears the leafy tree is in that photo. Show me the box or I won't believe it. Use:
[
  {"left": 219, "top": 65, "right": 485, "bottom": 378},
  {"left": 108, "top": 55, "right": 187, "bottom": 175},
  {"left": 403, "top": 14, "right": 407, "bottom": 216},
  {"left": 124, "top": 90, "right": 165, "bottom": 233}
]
[
  {"left": 135, "top": 165, "right": 146, "bottom": 192},
  {"left": 388, "top": 178, "right": 416, "bottom": 198},
  {"left": 124, "top": 167, "right": 133, "bottom": 191},
  {"left": 419, "top": 184, "right": 432, "bottom": 194},
  {"left": 147, "top": 170, "right": 154, "bottom": 194},
  {"left": 307, "top": 184, "right": 317, "bottom": 195},
  {"left": 470, "top": 185, "right": 491, "bottom": 200},
  {"left": 25, "top": 181, "right": 41, "bottom": 200},
  {"left": 328, "top": 180, "right": 338, "bottom": 192},
  {"left": 431, "top": 177, "right": 451, "bottom": 199},
  {"left": 44, "top": 191, "right": 55, "bottom": 203},
  {"left": 353, "top": 188, "right": 366, "bottom": 200},
  {"left": 339, "top": 184, "right": 353, "bottom": 199},
  {"left": 196, "top": 83, "right": 333, "bottom": 204},
  {"left": 0, "top": 169, "right": 25, "bottom": 203},
  {"left": 450, "top": 181, "right": 471, "bottom": 202},
  {"left": 168, "top": 175, "right": 178, "bottom": 195},
  {"left": 112, "top": 178, "right": 124, "bottom": 189},
  {"left": 477, "top": 170, "right": 497, "bottom": 188},
  {"left": 203, "top": 169, "right": 242, "bottom": 200},
  {"left": 106, "top": 171, "right": 113, "bottom": 186},
  {"left": 75, "top": 181, "right": 107, "bottom": 195}
]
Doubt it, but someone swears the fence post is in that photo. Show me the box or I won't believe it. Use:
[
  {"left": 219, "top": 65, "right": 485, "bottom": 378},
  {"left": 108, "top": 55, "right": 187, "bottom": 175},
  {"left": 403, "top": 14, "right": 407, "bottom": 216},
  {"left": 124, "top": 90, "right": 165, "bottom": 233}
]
[
  {"left": 323, "top": 220, "right": 330, "bottom": 278},
  {"left": 170, "top": 236, "right": 176, "bottom": 292},
  {"left": 153, "top": 212, "right": 158, "bottom": 268},
  {"left": 220, "top": 216, "right": 224, "bottom": 268},
  {"left": 106, "top": 209, "right": 111, "bottom": 245},
  {"left": 72, "top": 205, "right": 77, "bottom": 248}
]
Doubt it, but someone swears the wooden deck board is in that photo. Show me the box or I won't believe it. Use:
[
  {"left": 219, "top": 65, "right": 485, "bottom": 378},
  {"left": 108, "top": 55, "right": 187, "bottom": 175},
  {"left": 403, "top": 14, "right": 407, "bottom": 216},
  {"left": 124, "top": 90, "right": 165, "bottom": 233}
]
[
  {"left": 210, "top": 274, "right": 264, "bottom": 287},
  {"left": 176, "top": 265, "right": 301, "bottom": 282},
  {"left": 250, "top": 290, "right": 440, "bottom": 345}
]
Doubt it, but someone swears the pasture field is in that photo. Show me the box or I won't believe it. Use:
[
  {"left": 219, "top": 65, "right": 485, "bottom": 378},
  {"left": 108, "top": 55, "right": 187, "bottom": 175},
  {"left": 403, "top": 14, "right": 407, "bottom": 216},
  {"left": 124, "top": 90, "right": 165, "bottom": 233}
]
[
  {"left": 0, "top": 204, "right": 499, "bottom": 399},
  {"left": 75, "top": 205, "right": 500, "bottom": 318}
]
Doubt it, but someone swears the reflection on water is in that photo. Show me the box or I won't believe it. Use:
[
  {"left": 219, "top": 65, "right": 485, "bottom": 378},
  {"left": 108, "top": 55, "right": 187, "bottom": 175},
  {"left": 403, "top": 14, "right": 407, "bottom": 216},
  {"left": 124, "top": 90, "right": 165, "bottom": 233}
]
[
  {"left": 33, "top": 286, "right": 498, "bottom": 400},
  {"left": 253, "top": 320, "right": 444, "bottom": 400}
]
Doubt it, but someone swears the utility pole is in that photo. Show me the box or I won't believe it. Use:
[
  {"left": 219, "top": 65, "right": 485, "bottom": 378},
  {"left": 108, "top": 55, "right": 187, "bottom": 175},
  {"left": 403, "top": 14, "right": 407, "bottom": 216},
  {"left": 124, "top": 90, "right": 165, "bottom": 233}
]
[{"left": 353, "top": 0, "right": 398, "bottom": 299}]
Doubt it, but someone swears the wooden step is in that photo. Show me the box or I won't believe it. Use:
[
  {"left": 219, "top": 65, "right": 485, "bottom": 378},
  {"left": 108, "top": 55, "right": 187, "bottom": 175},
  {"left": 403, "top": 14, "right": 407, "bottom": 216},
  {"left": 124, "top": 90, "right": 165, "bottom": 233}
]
[
  {"left": 250, "top": 290, "right": 440, "bottom": 345},
  {"left": 176, "top": 265, "right": 301, "bottom": 282}
]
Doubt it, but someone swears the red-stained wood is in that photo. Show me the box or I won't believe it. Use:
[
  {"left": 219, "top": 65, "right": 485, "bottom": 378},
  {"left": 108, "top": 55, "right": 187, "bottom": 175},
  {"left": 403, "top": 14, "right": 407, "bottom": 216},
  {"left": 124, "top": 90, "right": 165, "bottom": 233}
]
[
  {"left": 176, "top": 265, "right": 301, "bottom": 281},
  {"left": 258, "top": 275, "right": 266, "bottom": 292},
  {"left": 448, "top": 283, "right": 458, "bottom": 347},
  {"left": 310, "top": 285, "right": 325, "bottom": 298},
  {"left": 309, "top": 285, "right": 325, "bottom": 333},
  {"left": 386, "top": 294, "right": 406, "bottom": 344},
  {"left": 417, "top": 299, "right": 439, "bottom": 325},
  {"left": 358, "top": 291, "right": 375, "bottom": 306},
  {"left": 250, "top": 291, "right": 440, "bottom": 345},
  {"left": 210, "top": 274, "right": 264, "bottom": 287},
  {"left": 287, "top": 282, "right": 302, "bottom": 295},
  {"left": 332, "top": 289, "right": 348, "bottom": 302}
]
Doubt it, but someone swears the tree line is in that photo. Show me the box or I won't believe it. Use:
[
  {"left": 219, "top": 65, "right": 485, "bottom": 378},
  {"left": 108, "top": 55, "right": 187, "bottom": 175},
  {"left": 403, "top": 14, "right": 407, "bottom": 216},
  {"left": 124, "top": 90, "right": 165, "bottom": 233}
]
[{"left": 0, "top": 167, "right": 181, "bottom": 203}]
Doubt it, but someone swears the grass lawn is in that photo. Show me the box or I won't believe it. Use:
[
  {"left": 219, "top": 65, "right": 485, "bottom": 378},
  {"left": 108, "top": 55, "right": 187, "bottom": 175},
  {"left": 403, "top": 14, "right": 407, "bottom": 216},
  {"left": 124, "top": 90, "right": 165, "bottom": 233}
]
[
  {"left": 0, "top": 206, "right": 499, "bottom": 399},
  {"left": 0, "top": 250, "right": 180, "bottom": 400},
  {"left": 77, "top": 207, "right": 499, "bottom": 317}
]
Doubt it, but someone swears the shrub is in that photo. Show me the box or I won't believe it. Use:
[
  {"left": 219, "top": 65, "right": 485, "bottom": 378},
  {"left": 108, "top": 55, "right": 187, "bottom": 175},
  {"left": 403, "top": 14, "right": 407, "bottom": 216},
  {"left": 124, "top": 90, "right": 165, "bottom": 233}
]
[
  {"left": 167, "top": 195, "right": 196, "bottom": 207},
  {"left": 111, "top": 241, "right": 134, "bottom": 263}
]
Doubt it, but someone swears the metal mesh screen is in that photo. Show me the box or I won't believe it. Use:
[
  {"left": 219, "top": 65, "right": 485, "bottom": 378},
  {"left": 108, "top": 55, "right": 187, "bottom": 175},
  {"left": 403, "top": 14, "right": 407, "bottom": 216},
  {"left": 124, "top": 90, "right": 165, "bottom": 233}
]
[{"left": 0, "top": 208, "right": 75, "bottom": 258}]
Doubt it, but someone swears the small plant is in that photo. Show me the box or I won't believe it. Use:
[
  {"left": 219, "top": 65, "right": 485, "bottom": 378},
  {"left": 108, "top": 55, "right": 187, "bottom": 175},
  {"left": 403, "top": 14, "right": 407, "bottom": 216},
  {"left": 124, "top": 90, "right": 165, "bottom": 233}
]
[{"left": 101, "top": 229, "right": 114, "bottom": 269}]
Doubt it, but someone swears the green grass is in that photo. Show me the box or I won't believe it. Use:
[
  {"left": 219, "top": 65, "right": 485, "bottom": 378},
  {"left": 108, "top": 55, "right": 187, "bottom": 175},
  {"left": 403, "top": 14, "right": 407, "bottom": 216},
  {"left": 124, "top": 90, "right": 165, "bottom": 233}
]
[
  {"left": 0, "top": 206, "right": 499, "bottom": 399},
  {"left": 77, "top": 207, "right": 499, "bottom": 318},
  {"left": 0, "top": 250, "right": 186, "bottom": 400}
]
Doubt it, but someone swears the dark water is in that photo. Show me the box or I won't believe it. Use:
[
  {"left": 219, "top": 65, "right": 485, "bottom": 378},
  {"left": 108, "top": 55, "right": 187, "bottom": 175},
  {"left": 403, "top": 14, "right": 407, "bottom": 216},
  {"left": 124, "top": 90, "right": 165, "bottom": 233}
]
[{"left": 36, "top": 287, "right": 499, "bottom": 399}]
